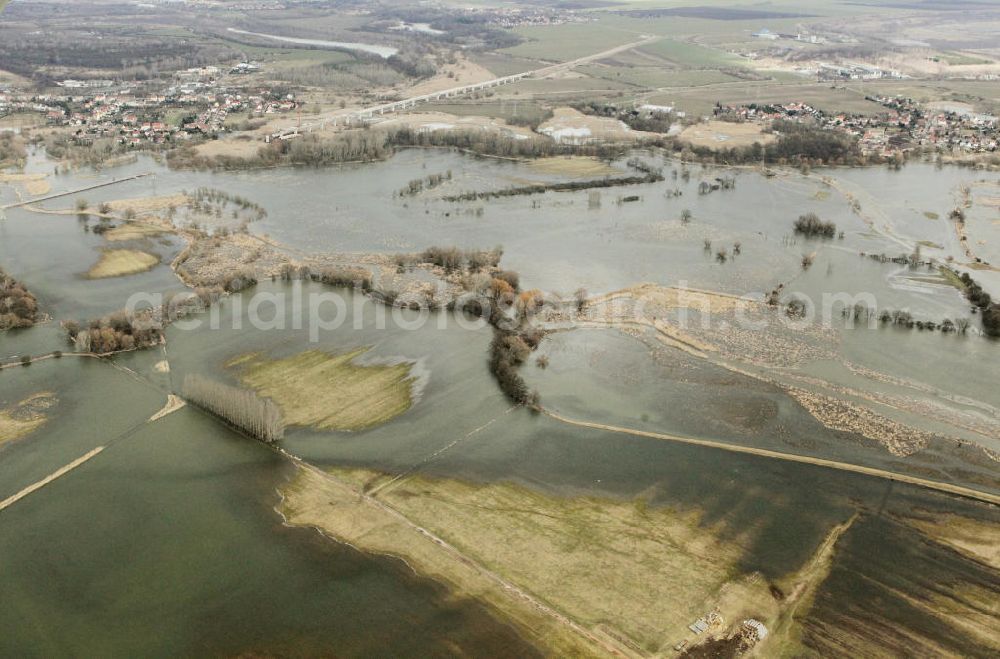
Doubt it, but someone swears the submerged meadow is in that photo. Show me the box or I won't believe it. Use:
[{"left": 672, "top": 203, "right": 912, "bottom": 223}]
[{"left": 2, "top": 144, "right": 999, "bottom": 655}]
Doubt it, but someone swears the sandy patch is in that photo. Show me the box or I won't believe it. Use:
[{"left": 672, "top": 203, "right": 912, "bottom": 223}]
[
  {"left": 679, "top": 120, "right": 775, "bottom": 150},
  {"left": 231, "top": 348, "right": 417, "bottom": 431},
  {"left": 87, "top": 249, "right": 160, "bottom": 279}
]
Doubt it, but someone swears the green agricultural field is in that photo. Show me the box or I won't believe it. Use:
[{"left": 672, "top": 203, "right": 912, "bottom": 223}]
[
  {"left": 937, "top": 51, "right": 992, "bottom": 66},
  {"left": 470, "top": 52, "right": 548, "bottom": 77},
  {"left": 503, "top": 76, "right": 634, "bottom": 98},
  {"left": 501, "top": 23, "right": 640, "bottom": 62},
  {"left": 413, "top": 100, "right": 551, "bottom": 124},
  {"left": 576, "top": 64, "right": 740, "bottom": 89},
  {"left": 638, "top": 38, "right": 745, "bottom": 69}
]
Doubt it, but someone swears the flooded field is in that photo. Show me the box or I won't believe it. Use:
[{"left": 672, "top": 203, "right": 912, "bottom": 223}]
[{"left": 2, "top": 147, "right": 998, "bottom": 655}]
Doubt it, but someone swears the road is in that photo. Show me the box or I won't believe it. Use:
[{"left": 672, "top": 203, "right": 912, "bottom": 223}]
[
  {"left": 271, "top": 35, "right": 659, "bottom": 139},
  {"left": 1, "top": 172, "right": 152, "bottom": 211},
  {"left": 0, "top": 447, "right": 105, "bottom": 512},
  {"left": 544, "top": 410, "right": 1000, "bottom": 506}
]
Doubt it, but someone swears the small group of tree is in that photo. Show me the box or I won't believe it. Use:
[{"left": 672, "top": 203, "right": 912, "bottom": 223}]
[
  {"left": 397, "top": 170, "right": 452, "bottom": 197},
  {"left": 861, "top": 251, "right": 932, "bottom": 268},
  {"left": 222, "top": 268, "right": 258, "bottom": 293},
  {"left": 786, "top": 299, "right": 807, "bottom": 317},
  {"left": 625, "top": 157, "right": 662, "bottom": 177},
  {"left": 443, "top": 171, "right": 663, "bottom": 202},
  {"left": 316, "top": 267, "right": 373, "bottom": 292},
  {"left": 187, "top": 187, "right": 267, "bottom": 220},
  {"left": 713, "top": 241, "right": 742, "bottom": 264},
  {"left": 489, "top": 331, "right": 541, "bottom": 408},
  {"left": 397, "top": 245, "right": 503, "bottom": 274},
  {"left": 954, "top": 271, "right": 1000, "bottom": 337},
  {"left": 0, "top": 268, "right": 39, "bottom": 330},
  {"left": 793, "top": 213, "right": 837, "bottom": 239},
  {"left": 63, "top": 310, "right": 162, "bottom": 354},
  {"left": 0, "top": 132, "right": 27, "bottom": 168},
  {"left": 698, "top": 177, "right": 735, "bottom": 195},
  {"left": 274, "top": 263, "right": 378, "bottom": 295},
  {"left": 575, "top": 102, "right": 673, "bottom": 134},
  {"left": 182, "top": 374, "right": 285, "bottom": 442},
  {"left": 877, "top": 309, "right": 971, "bottom": 334}
]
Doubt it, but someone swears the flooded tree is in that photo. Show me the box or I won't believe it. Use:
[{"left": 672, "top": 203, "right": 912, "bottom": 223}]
[
  {"left": 182, "top": 374, "right": 285, "bottom": 442},
  {"left": 793, "top": 213, "right": 837, "bottom": 239}
]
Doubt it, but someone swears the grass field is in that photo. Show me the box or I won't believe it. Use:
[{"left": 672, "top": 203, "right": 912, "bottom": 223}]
[
  {"left": 283, "top": 464, "right": 786, "bottom": 654},
  {"left": 937, "top": 51, "right": 992, "bottom": 66},
  {"left": 504, "top": 76, "right": 633, "bottom": 98},
  {"left": 86, "top": 249, "right": 160, "bottom": 279},
  {"left": 576, "top": 64, "right": 740, "bottom": 89},
  {"left": 639, "top": 38, "right": 746, "bottom": 69},
  {"left": 232, "top": 348, "right": 416, "bottom": 431},
  {"left": 470, "top": 52, "right": 548, "bottom": 77},
  {"left": 501, "top": 23, "right": 640, "bottom": 62},
  {"left": 412, "top": 100, "right": 550, "bottom": 124}
]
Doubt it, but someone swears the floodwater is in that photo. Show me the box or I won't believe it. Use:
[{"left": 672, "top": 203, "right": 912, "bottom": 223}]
[
  {"left": 2, "top": 148, "right": 999, "bottom": 655},
  {"left": 0, "top": 358, "right": 539, "bottom": 657},
  {"left": 227, "top": 28, "right": 399, "bottom": 58}
]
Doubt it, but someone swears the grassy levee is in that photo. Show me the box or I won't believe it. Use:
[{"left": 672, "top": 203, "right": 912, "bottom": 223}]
[{"left": 280, "top": 465, "right": 613, "bottom": 657}]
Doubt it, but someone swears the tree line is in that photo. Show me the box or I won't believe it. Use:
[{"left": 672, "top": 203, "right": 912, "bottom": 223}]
[
  {"left": 183, "top": 374, "right": 285, "bottom": 442},
  {"left": 954, "top": 271, "right": 1000, "bottom": 337},
  {"left": 442, "top": 172, "right": 663, "bottom": 202}
]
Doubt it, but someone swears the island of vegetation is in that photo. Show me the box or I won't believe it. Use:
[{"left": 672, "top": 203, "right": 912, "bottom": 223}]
[
  {"left": 86, "top": 248, "right": 160, "bottom": 279},
  {"left": 0, "top": 392, "right": 57, "bottom": 446},
  {"left": 0, "top": 267, "right": 40, "bottom": 330},
  {"left": 229, "top": 348, "right": 418, "bottom": 432}
]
